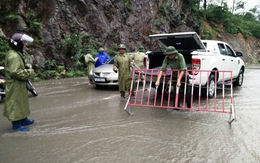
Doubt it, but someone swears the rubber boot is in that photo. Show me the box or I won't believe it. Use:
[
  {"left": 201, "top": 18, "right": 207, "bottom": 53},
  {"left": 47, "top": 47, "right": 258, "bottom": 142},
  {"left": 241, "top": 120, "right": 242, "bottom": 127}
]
[
  {"left": 120, "top": 91, "right": 125, "bottom": 98},
  {"left": 21, "top": 117, "right": 34, "bottom": 126},
  {"left": 12, "top": 121, "right": 29, "bottom": 132}
]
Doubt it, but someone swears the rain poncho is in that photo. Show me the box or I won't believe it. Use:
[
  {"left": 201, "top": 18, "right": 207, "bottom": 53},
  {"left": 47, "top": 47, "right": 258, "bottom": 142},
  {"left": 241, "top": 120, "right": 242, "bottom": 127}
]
[
  {"left": 94, "top": 52, "right": 110, "bottom": 67},
  {"left": 113, "top": 53, "right": 132, "bottom": 91},
  {"left": 3, "top": 50, "right": 35, "bottom": 121},
  {"left": 85, "top": 53, "right": 96, "bottom": 75},
  {"left": 131, "top": 51, "right": 145, "bottom": 69}
]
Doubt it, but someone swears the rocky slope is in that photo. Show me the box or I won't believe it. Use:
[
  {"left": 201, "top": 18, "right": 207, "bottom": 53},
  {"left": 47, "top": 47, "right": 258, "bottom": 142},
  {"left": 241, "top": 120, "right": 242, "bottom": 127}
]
[{"left": 0, "top": 0, "right": 259, "bottom": 68}]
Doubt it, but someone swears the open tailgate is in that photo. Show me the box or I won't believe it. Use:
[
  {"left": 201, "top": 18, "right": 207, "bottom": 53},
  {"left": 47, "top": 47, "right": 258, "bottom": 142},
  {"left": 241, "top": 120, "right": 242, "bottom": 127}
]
[{"left": 149, "top": 32, "right": 206, "bottom": 51}]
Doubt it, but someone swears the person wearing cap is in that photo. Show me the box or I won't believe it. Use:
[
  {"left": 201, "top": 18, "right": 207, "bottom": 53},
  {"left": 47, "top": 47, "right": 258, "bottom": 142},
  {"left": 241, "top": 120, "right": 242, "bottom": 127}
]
[
  {"left": 155, "top": 46, "right": 187, "bottom": 109},
  {"left": 113, "top": 44, "right": 133, "bottom": 98},
  {"left": 94, "top": 47, "right": 110, "bottom": 67},
  {"left": 4, "top": 33, "right": 36, "bottom": 132},
  {"left": 131, "top": 46, "right": 146, "bottom": 69},
  {"left": 84, "top": 48, "right": 97, "bottom": 76}
]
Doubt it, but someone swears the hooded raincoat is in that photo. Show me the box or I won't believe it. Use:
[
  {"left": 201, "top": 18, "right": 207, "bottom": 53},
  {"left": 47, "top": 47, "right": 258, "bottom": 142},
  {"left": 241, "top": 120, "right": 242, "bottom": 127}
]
[{"left": 3, "top": 50, "right": 35, "bottom": 121}]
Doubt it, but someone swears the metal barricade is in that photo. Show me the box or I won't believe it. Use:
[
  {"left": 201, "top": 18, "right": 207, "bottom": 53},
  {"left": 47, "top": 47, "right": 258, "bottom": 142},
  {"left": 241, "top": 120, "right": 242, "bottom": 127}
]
[{"left": 124, "top": 67, "right": 235, "bottom": 123}]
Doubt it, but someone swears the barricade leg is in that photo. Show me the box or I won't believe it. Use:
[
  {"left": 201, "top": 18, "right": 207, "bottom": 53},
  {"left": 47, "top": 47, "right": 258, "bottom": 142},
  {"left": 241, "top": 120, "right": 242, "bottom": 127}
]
[
  {"left": 124, "top": 96, "right": 131, "bottom": 115},
  {"left": 229, "top": 104, "right": 235, "bottom": 123},
  {"left": 124, "top": 69, "right": 137, "bottom": 115}
]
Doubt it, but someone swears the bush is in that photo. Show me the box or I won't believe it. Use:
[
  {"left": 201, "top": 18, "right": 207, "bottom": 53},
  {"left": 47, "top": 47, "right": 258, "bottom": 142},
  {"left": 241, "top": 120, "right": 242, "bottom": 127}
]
[
  {"left": 66, "top": 69, "right": 85, "bottom": 78},
  {"left": 0, "top": 36, "right": 10, "bottom": 66},
  {"left": 45, "top": 59, "right": 57, "bottom": 70},
  {"left": 46, "top": 70, "right": 60, "bottom": 79}
]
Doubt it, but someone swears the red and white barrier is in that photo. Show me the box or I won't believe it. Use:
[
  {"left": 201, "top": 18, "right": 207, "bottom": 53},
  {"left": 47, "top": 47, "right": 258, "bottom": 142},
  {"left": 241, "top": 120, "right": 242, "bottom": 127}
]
[{"left": 124, "top": 68, "right": 235, "bottom": 123}]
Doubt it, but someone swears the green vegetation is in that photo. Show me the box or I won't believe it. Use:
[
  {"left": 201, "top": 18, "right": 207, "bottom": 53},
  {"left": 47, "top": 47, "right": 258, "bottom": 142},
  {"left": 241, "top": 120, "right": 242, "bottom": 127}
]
[
  {"left": 59, "top": 32, "right": 85, "bottom": 69},
  {"left": 107, "top": 44, "right": 120, "bottom": 57},
  {"left": 32, "top": 65, "right": 86, "bottom": 81},
  {"left": 45, "top": 59, "right": 57, "bottom": 70},
  {"left": 186, "top": 0, "right": 260, "bottom": 39},
  {"left": 66, "top": 69, "right": 85, "bottom": 78},
  {"left": 1, "top": 0, "right": 260, "bottom": 81},
  {"left": 60, "top": 32, "right": 83, "bottom": 57},
  {"left": 26, "top": 9, "right": 43, "bottom": 36},
  {"left": 154, "top": 18, "right": 166, "bottom": 27},
  {"left": 150, "top": 29, "right": 158, "bottom": 35},
  {"left": 0, "top": 36, "right": 10, "bottom": 66},
  {"left": 4, "top": 14, "right": 20, "bottom": 21},
  {"left": 159, "top": 2, "right": 168, "bottom": 16},
  {"left": 124, "top": 0, "right": 132, "bottom": 12}
]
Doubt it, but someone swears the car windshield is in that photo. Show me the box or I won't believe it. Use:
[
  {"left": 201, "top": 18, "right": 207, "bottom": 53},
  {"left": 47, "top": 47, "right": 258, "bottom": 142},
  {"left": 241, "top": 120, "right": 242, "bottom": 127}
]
[
  {"left": 106, "top": 53, "right": 133, "bottom": 64},
  {"left": 107, "top": 57, "right": 115, "bottom": 64}
]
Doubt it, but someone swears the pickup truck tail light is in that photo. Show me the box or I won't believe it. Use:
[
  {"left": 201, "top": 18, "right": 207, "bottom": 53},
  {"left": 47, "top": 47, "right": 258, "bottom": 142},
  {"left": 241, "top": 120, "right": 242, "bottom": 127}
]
[
  {"left": 191, "top": 58, "right": 201, "bottom": 75},
  {"left": 143, "top": 57, "right": 147, "bottom": 69}
]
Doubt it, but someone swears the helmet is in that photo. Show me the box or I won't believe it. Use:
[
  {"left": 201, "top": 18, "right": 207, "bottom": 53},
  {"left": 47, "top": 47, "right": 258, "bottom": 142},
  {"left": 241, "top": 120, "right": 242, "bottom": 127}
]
[
  {"left": 8, "top": 33, "right": 34, "bottom": 52},
  {"left": 86, "top": 48, "right": 92, "bottom": 53},
  {"left": 118, "top": 44, "right": 126, "bottom": 50},
  {"left": 138, "top": 46, "right": 145, "bottom": 52},
  {"left": 99, "top": 47, "right": 104, "bottom": 52},
  {"left": 84, "top": 48, "right": 92, "bottom": 53},
  {"left": 164, "top": 46, "right": 178, "bottom": 55}
]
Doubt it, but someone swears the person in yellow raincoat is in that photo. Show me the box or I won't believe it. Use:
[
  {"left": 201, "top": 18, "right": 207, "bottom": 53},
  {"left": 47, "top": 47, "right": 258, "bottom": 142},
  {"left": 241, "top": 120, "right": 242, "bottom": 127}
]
[
  {"left": 3, "top": 33, "right": 36, "bottom": 132},
  {"left": 113, "top": 44, "right": 133, "bottom": 98},
  {"left": 131, "top": 46, "right": 146, "bottom": 69},
  {"left": 131, "top": 46, "right": 146, "bottom": 85},
  {"left": 84, "top": 48, "right": 97, "bottom": 76}
]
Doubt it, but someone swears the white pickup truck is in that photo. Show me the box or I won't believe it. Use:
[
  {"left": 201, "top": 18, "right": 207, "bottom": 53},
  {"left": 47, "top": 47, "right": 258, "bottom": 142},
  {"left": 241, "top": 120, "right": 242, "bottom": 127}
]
[{"left": 146, "top": 32, "right": 245, "bottom": 98}]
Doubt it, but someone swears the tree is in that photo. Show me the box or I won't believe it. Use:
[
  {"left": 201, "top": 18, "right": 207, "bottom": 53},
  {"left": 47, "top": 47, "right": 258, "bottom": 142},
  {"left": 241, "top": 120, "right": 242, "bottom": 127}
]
[
  {"left": 234, "top": 0, "right": 245, "bottom": 12},
  {"left": 203, "top": 0, "right": 207, "bottom": 10},
  {"left": 232, "top": 0, "right": 235, "bottom": 13}
]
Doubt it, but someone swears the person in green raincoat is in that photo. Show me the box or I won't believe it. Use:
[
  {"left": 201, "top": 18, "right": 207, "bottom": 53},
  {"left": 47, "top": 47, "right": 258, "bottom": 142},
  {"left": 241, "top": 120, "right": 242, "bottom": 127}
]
[
  {"left": 84, "top": 48, "right": 97, "bottom": 76},
  {"left": 131, "top": 46, "right": 146, "bottom": 69},
  {"left": 113, "top": 44, "right": 133, "bottom": 98},
  {"left": 3, "top": 33, "right": 36, "bottom": 132}
]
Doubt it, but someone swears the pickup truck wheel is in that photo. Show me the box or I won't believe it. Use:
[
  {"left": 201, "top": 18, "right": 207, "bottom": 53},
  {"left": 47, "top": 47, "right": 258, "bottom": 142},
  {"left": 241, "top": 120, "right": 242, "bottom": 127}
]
[
  {"left": 208, "top": 74, "right": 216, "bottom": 98},
  {"left": 234, "top": 70, "right": 244, "bottom": 86},
  {"left": 202, "top": 74, "right": 215, "bottom": 98},
  {"left": 186, "top": 85, "right": 191, "bottom": 108}
]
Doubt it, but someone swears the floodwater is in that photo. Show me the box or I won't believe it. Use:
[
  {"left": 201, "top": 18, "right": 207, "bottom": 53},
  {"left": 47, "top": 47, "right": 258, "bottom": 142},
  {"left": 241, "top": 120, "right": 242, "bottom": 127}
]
[{"left": 0, "top": 66, "right": 260, "bottom": 163}]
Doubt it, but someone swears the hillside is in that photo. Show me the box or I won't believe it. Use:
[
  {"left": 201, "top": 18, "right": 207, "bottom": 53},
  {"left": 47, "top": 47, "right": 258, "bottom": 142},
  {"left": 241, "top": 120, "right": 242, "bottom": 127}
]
[{"left": 0, "top": 0, "right": 259, "bottom": 71}]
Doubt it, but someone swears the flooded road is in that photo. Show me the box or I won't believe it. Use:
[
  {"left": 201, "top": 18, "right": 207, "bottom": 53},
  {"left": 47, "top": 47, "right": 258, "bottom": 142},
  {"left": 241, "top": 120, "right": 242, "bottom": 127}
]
[{"left": 0, "top": 66, "right": 260, "bottom": 163}]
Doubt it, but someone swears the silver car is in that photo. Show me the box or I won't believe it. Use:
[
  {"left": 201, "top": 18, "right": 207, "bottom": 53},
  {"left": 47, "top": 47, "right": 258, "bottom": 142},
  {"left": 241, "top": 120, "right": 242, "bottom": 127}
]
[
  {"left": 88, "top": 53, "right": 145, "bottom": 88},
  {"left": 88, "top": 56, "right": 118, "bottom": 87}
]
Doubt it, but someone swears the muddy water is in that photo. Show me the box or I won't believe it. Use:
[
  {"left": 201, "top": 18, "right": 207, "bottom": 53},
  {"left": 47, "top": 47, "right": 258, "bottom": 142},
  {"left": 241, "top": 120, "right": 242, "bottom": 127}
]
[{"left": 0, "top": 68, "right": 260, "bottom": 163}]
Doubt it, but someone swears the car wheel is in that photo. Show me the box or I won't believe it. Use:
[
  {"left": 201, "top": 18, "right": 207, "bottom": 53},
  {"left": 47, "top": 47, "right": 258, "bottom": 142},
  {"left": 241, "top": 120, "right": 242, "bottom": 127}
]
[
  {"left": 234, "top": 69, "right": 244, "bottom": 86},
  {"left": 0, "top": 95, "right": 2, "bottom": 103},
  {"left": 95, "top": 85, "right": 102, "bottom": 89}
]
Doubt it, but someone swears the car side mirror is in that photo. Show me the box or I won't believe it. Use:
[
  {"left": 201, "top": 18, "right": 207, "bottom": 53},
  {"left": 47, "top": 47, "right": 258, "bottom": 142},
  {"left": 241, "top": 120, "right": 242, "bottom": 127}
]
[{"left": 236, "top": 51, "right": 243, "bottom": 57}]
